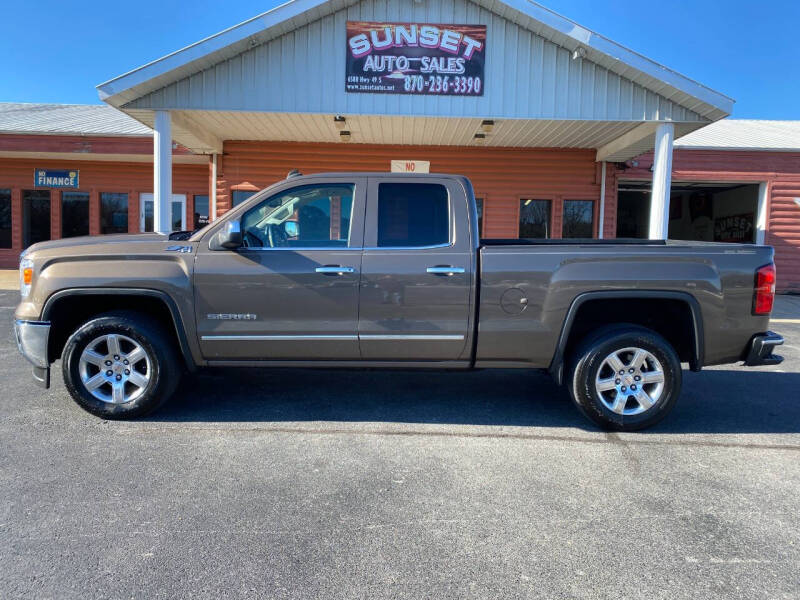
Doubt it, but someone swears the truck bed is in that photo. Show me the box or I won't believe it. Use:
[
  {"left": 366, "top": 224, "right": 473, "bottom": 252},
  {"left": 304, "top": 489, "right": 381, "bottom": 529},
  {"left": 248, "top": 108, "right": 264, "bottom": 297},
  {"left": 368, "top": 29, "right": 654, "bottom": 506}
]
[{"left": 475, "top": 240, "right": 773, "bottom": 369}]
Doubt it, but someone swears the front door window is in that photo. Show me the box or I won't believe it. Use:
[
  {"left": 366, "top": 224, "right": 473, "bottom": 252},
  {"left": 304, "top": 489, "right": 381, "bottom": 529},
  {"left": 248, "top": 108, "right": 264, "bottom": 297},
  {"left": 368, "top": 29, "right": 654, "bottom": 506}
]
[
  {"left": 241, "top": 184, "right": 355, "bottom": 248},
  {"left": 140, "top": 193, "right": 186, "bottom": 232}
]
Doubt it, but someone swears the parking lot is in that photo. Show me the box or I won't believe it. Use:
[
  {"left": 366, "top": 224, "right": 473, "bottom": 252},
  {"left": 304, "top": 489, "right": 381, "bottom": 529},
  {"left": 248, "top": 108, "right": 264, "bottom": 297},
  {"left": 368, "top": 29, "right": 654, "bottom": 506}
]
[{"left": 1, "top": 288, "right": 798, "bottom": 599}]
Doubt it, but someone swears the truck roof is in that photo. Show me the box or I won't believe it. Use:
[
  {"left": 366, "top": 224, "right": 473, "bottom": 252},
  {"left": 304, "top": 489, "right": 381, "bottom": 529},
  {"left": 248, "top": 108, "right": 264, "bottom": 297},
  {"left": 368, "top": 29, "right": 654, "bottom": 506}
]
[{"left": 282, "top": 171, "right": 470, "bottom": 183}]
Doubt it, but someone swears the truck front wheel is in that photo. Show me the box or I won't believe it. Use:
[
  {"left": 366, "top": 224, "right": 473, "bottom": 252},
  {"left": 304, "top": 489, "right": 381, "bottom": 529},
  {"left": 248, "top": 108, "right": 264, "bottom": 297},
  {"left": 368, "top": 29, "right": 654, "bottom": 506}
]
[
  {"left": 61, "top": 311, "right": 180, "bottom": 419},
  {"left": 567, "top": 325, "right": 682, "bottom": 431}
]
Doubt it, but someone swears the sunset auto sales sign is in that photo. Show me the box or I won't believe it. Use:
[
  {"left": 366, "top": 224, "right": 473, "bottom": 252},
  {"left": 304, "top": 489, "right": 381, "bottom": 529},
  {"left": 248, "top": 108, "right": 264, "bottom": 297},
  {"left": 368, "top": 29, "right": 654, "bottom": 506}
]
[{"left": 346, "top": 22, "right": 486, "bottom": 96}]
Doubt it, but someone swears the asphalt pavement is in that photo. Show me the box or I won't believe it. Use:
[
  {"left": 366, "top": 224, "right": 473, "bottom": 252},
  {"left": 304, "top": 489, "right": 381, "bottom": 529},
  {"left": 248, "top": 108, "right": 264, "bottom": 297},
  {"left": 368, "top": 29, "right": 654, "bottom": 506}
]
[{"left": 1, "top": 289, "right": 798, "bottom": 599}]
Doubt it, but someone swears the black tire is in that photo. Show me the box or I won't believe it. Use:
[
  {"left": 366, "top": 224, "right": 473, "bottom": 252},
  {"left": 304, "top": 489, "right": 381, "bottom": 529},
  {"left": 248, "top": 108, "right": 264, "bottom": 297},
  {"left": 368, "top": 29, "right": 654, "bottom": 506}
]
[
  {"left": 567, "top": 325, "right": 682, "bottom": 431},
  {"left": 61, "top": 311, "right": 180, "bottom": 419}
]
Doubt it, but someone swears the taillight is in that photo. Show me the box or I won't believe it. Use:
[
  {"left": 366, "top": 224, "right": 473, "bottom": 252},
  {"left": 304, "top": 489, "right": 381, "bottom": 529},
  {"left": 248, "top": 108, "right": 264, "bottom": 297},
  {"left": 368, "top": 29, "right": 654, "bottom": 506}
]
[{"left": 753, "top": 263, "right": 776, "bottom": 315}]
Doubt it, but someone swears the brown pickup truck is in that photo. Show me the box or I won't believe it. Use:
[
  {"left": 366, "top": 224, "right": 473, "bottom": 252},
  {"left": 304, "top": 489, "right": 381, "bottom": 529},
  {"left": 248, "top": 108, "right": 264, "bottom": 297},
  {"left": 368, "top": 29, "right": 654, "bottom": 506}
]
[{"left": 14, "top": 172, "right": 784, "bottom": 430}]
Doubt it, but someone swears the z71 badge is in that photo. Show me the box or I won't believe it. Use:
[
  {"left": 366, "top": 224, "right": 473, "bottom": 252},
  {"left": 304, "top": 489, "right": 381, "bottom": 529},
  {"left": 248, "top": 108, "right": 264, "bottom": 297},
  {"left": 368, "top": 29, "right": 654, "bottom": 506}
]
[{"left": 207, "top": 313, "right": 258, "bottom": 320}]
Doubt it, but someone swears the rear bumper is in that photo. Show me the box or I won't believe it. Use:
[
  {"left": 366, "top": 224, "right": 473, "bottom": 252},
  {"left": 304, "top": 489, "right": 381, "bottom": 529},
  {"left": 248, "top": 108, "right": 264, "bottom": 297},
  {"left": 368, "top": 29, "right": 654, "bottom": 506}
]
[
  {"left": 14, "top": 320, "right": 51, "bottom": 388},
  {"left": 744, "top": 331, "right": 784, "bottom": 367}
]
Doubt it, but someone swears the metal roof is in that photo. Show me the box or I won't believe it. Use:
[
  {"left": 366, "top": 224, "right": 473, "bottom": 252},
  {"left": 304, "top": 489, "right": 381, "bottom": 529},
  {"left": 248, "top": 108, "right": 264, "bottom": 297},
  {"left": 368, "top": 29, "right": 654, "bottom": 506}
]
[
  {"left": 0, "top": 102, "right": 152, "bottom": 137},
  {"left": 97, "top": 0, "right": 734, "bottom": 121},
  {"left": 675, "top": 119, "right": 800, "bottom": 152}
]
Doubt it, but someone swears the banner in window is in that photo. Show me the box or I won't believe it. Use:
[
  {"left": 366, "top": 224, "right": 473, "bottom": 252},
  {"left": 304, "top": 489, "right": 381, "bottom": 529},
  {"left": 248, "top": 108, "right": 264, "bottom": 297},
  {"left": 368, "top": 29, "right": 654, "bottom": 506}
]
[
  {"left": 714, "top": 213, "right": 754, "bottom": 243},
  {"left": 346, "top": 22, "right": 486, "bottom": 96}
]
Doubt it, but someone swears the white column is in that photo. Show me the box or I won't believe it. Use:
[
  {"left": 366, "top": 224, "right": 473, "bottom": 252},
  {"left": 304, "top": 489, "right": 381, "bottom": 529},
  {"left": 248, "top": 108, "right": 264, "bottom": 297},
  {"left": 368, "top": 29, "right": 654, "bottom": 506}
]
[
  {"left": 211, "top": 153, "right": 218, "bottom": 221},
  {"left": 648, "top": 122, "right": 675, "bottom": 240},
  {"left": 153, "top": 110, "right": 172, "bottom": 234},
  {"left": 598, "top": 161, "right": 607, "bottom": 239},
  {"left": 755, "top": 181, "right": 768, "bottom": 245}
]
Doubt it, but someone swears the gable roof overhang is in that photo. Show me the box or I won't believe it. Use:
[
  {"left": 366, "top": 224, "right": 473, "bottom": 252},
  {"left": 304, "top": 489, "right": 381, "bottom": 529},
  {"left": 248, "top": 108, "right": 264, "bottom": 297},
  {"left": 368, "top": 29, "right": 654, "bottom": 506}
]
[{"left": 97, "top": 0, "right": 734, "bottom": 161}]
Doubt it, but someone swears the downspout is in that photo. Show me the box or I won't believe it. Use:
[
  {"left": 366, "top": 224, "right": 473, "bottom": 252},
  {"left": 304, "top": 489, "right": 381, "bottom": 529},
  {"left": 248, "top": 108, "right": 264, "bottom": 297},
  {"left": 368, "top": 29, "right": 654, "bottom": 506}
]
[{"left": 598, "top": 161, "right": 607, "bottom": 239}]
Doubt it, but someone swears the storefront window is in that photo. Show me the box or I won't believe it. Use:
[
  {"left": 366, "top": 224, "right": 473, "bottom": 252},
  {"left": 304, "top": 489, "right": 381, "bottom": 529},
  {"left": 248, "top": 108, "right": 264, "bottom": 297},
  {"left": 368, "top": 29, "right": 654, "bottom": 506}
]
[
  {"left": 23, "top": 190, "right": 51, "bottom": 247},
  {"left": 562, "top": 200, "right": 594, "bottom": 238},
  {"left": 232, "top": 190, "right": 256, "bottom": 207},
  {"left": 100, "top": 192, "right": 128, "bottom": 234},
  {"left": 0, "top": 189, "right": 11, "bottom": 248},
  {"left": 193, "top": 194, "right": 210, "bottom": 229},
  {"left": 62, "top": 191, "right": 90, "bottom": 238},
  {"left": 475, "top": 197, "right": 484, "bottom": 237},
  {"left": 519, "top": 199, "right": 550, "bottom": 238}
]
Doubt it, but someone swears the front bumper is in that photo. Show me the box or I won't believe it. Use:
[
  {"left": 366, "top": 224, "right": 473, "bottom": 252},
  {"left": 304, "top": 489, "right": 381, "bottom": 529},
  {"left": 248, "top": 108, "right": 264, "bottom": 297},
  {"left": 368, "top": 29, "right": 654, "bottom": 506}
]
[
  {"left": 744, "top": 331, "right": 784, "bottom": 367},
  {"left": 14, "top": 320, "right": 51, "bottom": 388}
]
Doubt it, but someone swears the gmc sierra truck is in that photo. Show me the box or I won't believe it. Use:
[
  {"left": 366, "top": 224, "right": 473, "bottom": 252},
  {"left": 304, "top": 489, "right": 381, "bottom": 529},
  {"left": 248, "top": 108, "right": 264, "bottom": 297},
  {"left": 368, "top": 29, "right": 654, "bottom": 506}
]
[{"left": 14, "top": 172, "right": 784, "bottom": 430}]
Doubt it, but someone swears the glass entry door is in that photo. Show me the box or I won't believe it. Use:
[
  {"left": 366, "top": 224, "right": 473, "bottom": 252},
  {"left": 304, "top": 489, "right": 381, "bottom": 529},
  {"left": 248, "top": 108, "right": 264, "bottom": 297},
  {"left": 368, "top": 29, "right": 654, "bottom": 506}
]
[
  {"left": 139, "top": 193, "right": 186, "bottom": 232},
  {"left": 23, "top": 190, "right": 51, "bottom": 247}
]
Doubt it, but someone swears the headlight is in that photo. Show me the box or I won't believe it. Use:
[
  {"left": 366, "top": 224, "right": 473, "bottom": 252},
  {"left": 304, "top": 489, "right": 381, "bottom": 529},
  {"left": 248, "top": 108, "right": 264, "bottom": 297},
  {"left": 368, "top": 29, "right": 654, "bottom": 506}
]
[{"left": 19, "top": 257, "right": 33, "bottom": 298}]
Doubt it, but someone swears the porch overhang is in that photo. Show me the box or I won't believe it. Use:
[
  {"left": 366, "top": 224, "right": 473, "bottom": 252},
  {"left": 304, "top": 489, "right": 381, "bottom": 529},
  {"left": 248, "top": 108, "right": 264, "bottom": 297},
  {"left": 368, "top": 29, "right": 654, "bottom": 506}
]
[{"left": 124, "top": 109, "right": 707, "bottom": 161}]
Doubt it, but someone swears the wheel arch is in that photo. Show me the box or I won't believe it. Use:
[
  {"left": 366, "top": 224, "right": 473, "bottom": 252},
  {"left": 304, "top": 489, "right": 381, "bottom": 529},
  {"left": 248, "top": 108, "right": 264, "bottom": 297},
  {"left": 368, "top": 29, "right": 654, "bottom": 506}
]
[
  {"left": 42, "top": 288, "right": 197, "bottom": 372},
  {"left": 549, "top": 291, "right": 704, "bottom": 385}
]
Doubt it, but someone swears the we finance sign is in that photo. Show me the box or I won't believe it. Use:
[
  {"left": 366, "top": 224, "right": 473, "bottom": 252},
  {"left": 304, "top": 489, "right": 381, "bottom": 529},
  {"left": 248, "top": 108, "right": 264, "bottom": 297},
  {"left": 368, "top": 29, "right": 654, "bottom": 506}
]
[
  {"left": 346, "top": 22, "right": 486, "bottom": 96},
  {"left": 35, "top": 169, "right": 79, "bottom": 189}
]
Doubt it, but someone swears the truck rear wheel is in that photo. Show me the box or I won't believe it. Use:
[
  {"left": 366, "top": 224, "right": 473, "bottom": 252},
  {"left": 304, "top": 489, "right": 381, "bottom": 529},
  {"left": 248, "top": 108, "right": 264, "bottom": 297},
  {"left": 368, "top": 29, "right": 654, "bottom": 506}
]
[
  {"left": 567, "top": 325, "right": 681, "bottom": 431},
  {"left": 61, "top": 311, "right": 180, "bottom": 419}
]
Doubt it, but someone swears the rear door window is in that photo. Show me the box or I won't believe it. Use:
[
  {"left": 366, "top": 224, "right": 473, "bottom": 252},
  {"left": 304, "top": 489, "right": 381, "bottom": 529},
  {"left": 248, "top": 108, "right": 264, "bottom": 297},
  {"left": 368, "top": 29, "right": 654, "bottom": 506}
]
[{"left": 377, "top": 183, "right": 449, "bottom": 247}]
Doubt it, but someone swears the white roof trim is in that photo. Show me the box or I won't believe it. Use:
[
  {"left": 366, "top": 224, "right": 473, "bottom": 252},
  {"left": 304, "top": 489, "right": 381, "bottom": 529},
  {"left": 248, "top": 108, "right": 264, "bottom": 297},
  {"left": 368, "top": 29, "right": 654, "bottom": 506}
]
[
  {"left": 97, "top": 0, "right": 332, "bottom": 103},
  {"left": 97, "top": 0, "right": 733, "bottom": 119},
  {"left": 501, "top": 0, "right": 733, "bottom": 115}
]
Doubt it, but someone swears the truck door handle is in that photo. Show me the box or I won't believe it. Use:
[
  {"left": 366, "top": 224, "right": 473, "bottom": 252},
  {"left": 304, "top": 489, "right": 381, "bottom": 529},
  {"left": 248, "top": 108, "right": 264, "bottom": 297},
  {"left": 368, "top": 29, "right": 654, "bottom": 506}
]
[
  {"left": 426, "top": 266, "right": 466, "bottom": 276},
  {"left": 315, "top": 265, "right": 355, "bottom": 275}
]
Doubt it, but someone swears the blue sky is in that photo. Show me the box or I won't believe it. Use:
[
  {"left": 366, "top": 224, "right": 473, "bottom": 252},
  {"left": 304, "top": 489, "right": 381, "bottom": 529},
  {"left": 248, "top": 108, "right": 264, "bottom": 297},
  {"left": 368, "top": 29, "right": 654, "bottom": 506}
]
[{"left": 1, "top": 0, "right": 797, "bottom": 119}]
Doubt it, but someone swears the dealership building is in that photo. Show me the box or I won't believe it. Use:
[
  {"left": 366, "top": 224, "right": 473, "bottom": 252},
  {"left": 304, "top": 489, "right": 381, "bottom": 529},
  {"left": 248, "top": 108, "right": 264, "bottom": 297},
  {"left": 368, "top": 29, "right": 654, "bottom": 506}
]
[{"left": 1, "top": 0, "right": 798, "bottom": 290}]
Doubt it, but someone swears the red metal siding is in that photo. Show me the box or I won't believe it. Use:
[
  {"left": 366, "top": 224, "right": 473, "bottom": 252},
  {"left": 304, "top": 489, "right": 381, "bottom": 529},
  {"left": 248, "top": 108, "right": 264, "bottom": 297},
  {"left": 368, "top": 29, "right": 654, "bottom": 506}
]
[
  {"left": 0, "top": 134, "right": 196, "bottom": 156},
  {"left": 0, "top": 156, "right": 208, "bottom": 268},
  {"left": 216, "top": 141, "right": 604, "bottom": 240},
  {"left": 768, "top": 178, "right": 800, "bottom": 292}
]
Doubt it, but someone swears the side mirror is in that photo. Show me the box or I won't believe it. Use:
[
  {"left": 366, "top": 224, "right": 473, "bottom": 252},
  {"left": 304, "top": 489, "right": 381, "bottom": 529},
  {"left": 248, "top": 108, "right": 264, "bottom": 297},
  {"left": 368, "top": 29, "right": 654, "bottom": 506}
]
[{"left": 209, "top": 220, "right": 242, "bottom": 250}]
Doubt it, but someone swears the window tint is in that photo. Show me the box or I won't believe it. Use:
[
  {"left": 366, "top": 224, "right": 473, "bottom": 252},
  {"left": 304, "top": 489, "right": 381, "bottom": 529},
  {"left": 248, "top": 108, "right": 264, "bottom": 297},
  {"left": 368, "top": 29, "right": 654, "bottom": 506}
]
[
  {"left": 23, "top": 190, "right": 51, "bottom": 247},
  {"left": 0, "top": 189, "right": 11, "bottom": 248},
  {"left": 475, "top": 197, "right": 484, "bottom": 238},
  {"left": 377, "top": 183, "right": 449, "bottom": 247},
  {"left": 519, "top": 199, "right": 551, "bottom": 238},
  {"left": 100, "top": 192, "right": 128, "bottom": 234},
  {"left": 563, "top": 200, "right": 594, "bottom": 238},
  {"left": 232, "top": 190, "right": 256, "bottom": 207},
  {"left": 193, "top": 194, "right": 209, "bottom": 229},
  {"left": 61, "top": 191, "right": 89, "bottom": 238},
  {"left": 242, "top": 184, "right": 354, "bottom": 248}
]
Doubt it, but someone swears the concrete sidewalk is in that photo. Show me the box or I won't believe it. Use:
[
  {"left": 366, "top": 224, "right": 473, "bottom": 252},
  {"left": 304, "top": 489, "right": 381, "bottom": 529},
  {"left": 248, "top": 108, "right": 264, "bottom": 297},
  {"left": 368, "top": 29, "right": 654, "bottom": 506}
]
[
  {"left": 0, "top": 270, "right": 17, "bottom": 291},
  {"left": 771, "top": 294, "right": 800, "bottom": 321}
]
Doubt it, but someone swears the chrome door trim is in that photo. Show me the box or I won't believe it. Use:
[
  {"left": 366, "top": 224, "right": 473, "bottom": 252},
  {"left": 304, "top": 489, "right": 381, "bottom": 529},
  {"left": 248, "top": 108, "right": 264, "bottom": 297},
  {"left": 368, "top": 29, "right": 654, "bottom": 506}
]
[
  {"left": 359, "top": 334, "right": 465, "bottom": 341},
  {"left": 238, "top": 246, "right": 362, "bottom": 252},
  {"left": 235, "top": 243, "right": 456, "bottom": 252},
  {"left": 201, "top": 334, "right": 359, "bottom": 341},
  {"left": 426, "top": 266, "right": 466, "bottom": 275},
  {"left": 362, "top": 242, "right": 454, "bottom": 251},
  {"left": 201, "top": 334, "right": 465, "bottom": 342}
]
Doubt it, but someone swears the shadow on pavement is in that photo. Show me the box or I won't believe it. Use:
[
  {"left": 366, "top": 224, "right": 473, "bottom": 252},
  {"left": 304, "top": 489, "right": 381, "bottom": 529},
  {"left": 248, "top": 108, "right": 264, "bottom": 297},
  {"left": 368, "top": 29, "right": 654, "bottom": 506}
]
[{"left": 149, "top": 366, "right": 800, "bottom": 435}]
